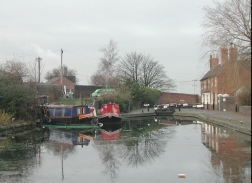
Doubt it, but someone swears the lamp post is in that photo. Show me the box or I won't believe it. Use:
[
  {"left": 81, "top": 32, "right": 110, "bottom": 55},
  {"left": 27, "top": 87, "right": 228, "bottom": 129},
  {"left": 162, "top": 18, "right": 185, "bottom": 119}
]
[{"left": 128, "top": 100, "right": 130, "bottom": 113}]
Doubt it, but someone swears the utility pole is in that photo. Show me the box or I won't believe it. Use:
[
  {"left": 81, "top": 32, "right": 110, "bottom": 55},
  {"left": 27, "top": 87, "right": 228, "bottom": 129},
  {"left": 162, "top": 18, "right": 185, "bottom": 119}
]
[
  {"left": 192, "top": 79, "right": 197, "bottom": 94},
  {"left": 180, "top": 81, "right": 183, "bottom": 93},
  {"left": 60, "top": 49, "right": 63, "bottom": 94},
  {"left": 36, "top": 57, "right": 42, "bottom": 83}
]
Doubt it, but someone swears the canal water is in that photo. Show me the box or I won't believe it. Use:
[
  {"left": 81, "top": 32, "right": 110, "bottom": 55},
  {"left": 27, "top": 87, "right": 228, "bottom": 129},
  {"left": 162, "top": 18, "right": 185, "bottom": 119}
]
[{"left": 0, "top": 116, "right": 251, "bottom": 183}]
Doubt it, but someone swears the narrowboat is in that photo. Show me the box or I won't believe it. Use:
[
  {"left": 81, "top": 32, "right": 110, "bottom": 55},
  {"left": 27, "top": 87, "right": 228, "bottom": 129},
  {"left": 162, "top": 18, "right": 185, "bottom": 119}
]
[
  {"left": 154, "top": 105, "right": 175, "bottom": 116},
  {"left": 99, "top": 103, "right": 121, "bottom": 123},
  {"left": 40, "top": 104, "right": 95, "bottom": 125}
]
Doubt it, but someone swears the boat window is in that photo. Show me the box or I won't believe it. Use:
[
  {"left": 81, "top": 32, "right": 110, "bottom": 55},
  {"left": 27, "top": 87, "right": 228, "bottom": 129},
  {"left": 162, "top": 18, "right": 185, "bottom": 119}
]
[
  {"left": 77, "top": 108, "right": 81, "bottom": 115},
  {"left": 55, "top": 108, "right": 62, "bottom": 116},
  {"left": 48, "top": 108, "right": 55, "bottom": 116},
  {"left": 64, "top": 108, "right": 71, "bottom": 116}
]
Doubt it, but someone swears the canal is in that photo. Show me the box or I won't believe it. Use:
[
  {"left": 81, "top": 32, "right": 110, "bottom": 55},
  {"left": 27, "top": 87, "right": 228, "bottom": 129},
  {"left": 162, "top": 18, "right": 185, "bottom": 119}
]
[{"left": 0, "top": 116, "right": 251, "bottom": 183}]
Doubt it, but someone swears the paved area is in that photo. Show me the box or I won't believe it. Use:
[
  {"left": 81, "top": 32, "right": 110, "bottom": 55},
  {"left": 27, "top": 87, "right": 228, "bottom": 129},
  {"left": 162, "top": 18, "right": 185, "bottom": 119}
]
[
  {"left": 130, "top": 107, "right": 251, "bottom": 123},
  {"left": 176, "top": 108, "right": 251, "bottom": 124},
  {"left": 128, "top": 107, "right": 251, "bottom": 135}
]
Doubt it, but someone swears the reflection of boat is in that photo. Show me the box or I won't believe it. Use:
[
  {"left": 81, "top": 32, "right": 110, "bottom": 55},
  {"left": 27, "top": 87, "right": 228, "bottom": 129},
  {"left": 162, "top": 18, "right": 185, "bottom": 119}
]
[
  {"left": 40, "top": 104, "right": 96, "bottom": 125},
  {"left": 98, "top": 103, "right": 121, "bottom": 124},
  {"left": 101, "top": 129, "right": 121, "bottom": 140},
  {"left": 46, "top": 129, "right": 95, "bottom": 146}
]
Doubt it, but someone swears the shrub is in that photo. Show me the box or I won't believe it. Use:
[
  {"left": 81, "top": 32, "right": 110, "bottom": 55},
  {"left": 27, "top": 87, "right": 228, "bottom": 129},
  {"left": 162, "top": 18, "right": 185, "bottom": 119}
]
[
  {"left": 0, "top": 110, "right": 13, "bottom": 125},
  {"left": 236, "top": 86, "right": 251, "bottom": 106}
]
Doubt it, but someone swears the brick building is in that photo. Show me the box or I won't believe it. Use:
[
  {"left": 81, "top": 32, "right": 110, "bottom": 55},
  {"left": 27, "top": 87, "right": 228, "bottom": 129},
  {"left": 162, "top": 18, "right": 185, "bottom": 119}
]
[
  {"left": 200, "top": 44, "right": 251, "bottom": 110},
  {"left": 158, "top": 93, "right": 199, "bottom": 105},
  {"left": 46, "top": 76, "right": 75, "bottom": 94}
]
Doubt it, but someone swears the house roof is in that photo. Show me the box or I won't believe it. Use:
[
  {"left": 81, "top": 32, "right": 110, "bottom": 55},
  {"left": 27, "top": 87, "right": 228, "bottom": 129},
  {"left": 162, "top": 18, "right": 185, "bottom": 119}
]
[
  {"left": 240, "top": 59, "right": 251, "bottom": 73},
  {"left": 46, "top": 76, "right": 75, "bottom": 84},
  {"left": 200, "top": 59, "right": 251, "bottom": 81},
  {"left": 200, "top": 62, "right": 228, "bottom": 81},
  {"left": 46, "top": 76, "right": 61, "bottom": 84}
]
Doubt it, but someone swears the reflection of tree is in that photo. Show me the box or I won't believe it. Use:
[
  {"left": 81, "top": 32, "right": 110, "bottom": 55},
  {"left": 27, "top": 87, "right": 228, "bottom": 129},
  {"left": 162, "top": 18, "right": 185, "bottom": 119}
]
[
  {"left": 0, "top": 129, "right": 43, "bottom": 182},
  {"left": 93, "top": 141, "right": 122, "bottom": 181},
  {"left": 93, "top": 125, "right": 175, "bottom": 180},
  {"left": 122, "top": 128, "right": 173, "bottom": 167},
  {"left": 44, "top": 141, "right": 75, "bottom": 159},
  {"left": 101, "top": 144, "right": 120, "bottom": 178}
]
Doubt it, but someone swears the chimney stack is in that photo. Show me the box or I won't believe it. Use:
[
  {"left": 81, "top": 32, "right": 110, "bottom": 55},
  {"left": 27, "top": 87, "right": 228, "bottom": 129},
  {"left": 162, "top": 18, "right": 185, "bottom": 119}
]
[
  {"left": 63, "top": 66, "right": 68, "bottom": 76},
  {"left": 229, "top": 43, "right": 238, "bottom": 61},
  {"left": 221, "top": 44, "right": 228, "bottom": 64},
  {"left": 210, "top": 54, "right": 219, "bottom": 69}
]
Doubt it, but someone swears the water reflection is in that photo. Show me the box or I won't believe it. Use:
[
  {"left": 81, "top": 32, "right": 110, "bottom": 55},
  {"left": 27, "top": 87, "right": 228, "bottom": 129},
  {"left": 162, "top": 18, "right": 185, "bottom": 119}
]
[
  {"left": 42, "top": 128, "right": 97, "bottom": 181},
  {"left": 0, "top": 116, "right": 250, "bottom": 183},
  {"left": 0, "top": 128, "right": 44, "bottom": 182},
  {"left": 93, "top": 117, "right": 175, "bottom": 180},
  {"left": 200, "top": 121, "right": 251, "bottom": 183}
]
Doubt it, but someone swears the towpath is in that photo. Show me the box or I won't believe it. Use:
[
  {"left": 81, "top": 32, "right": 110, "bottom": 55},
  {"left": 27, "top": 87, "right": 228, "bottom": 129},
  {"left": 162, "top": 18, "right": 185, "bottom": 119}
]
[{"left": 127, "top": 107, "right": 251, "bottom": 135}]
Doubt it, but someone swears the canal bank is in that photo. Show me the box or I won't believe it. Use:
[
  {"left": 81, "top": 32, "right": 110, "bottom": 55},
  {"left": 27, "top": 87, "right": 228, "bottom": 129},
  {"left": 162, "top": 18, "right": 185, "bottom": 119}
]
[
  {"left": 0, "top": 122, "right": 37, "bottom": 137},
  {"left": 124, "top": 108, "right": 251, "bottom": 136},
  {"left": 1, "top": 108, "right": 250, "bottom": 137}
]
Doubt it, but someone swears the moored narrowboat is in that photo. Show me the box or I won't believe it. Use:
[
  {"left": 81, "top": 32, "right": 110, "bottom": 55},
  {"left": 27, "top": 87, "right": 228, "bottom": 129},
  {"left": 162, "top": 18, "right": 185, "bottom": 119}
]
[
  {"left": 40, "top": 104, "right": 95, "bottom": 124},
  {"left": 100, "top": 103, "right": 121, "bottom": 119},
  {"left": 97, "top": 103, "right": 121, "bottom": 125}
]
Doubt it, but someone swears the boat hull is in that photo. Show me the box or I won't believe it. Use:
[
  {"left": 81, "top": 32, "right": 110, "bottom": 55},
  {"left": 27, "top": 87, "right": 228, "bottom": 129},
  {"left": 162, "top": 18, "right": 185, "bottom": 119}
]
[{"left": 99, "top": 103, "right": 121, "bottom": 122}]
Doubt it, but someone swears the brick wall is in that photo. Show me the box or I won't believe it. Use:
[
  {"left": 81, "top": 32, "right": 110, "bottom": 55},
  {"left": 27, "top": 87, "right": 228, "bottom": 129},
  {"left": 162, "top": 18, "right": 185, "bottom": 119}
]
[
  {"left": 217, "top": 62, "right": 251, "bottom": 96},
  {"left": 74, "top": 85, "right": 104, "bottom": 98},
  {"left": 223, "top": 96, "right": 236, "bottom": 111},
  {"left": 158, "top": 93, "right": 199, "bottom": 105},
  {"left": 239, "top": 106, "right": 251, "bottom": 115}
]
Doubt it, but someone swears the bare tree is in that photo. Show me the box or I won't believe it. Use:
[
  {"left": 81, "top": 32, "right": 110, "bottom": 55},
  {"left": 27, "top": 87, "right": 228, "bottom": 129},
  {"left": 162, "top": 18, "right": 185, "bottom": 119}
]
[
  {"left": 201, "top": 0, "right": 251, "bottom": 60},
  {"left": 0, "top": 59, "right": 30, "bottom": 82},
  {"left": 120, "top": 52, "right": 176, "bottom": 92},
  {"left": 120, "top": 52, "right": 143, "bottom": 82},
  {"left": 91, "top": 39, "right": 120, "bottom": 88}
]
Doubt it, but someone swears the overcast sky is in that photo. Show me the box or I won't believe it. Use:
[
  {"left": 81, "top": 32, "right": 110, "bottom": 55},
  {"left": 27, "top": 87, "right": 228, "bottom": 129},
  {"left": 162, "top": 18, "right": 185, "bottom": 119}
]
[{"left": 0, "top": 0, "right": 219, "bottom": 95}]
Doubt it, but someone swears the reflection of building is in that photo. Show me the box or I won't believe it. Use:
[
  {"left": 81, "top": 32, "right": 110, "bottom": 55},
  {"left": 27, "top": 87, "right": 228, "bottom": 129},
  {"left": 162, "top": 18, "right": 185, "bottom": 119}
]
[{"left": 201, "top": 123, "right": 251, "bottom": 182}]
